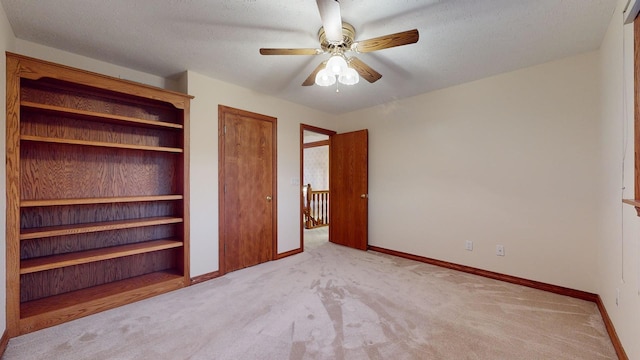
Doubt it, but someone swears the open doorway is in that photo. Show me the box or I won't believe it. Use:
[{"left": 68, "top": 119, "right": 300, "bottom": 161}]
[{"left": 300, "top": 124, "right": 336, "bottom": 250}]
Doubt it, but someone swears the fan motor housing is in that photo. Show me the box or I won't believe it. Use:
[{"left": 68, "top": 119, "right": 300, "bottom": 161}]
[{"left": 318, "top": 22, "right": 355, "bottom": 52}]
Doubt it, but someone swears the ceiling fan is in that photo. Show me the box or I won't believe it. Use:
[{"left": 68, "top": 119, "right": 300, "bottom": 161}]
[{"left": 259, "top": 0, "right": 419, "bottom": 87}]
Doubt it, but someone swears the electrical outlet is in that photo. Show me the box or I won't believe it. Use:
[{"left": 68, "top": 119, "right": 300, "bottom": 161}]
[
  {"left": 465, "top": 240, "right": 473, "bottom": 251},
  {"left": 496, "top": 245, "right": 505, "bottom": 256},
  {"left": 616, "top": 288, "right": 620, "bottom": 306}
]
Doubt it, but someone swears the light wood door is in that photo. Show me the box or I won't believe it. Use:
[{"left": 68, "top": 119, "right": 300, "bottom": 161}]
[
  {"left": 219, "top": 106, "right": 277, "bottom": 273},
  {"left": 329, "top": 129, "right": 368, "bottom": 250}
]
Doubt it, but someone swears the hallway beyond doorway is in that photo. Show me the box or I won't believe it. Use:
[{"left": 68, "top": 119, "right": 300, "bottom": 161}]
[{"left": 304, "top": 227, "right": 328, "bottom": 250}]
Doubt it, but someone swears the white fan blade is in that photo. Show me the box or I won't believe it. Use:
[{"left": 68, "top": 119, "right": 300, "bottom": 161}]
[{"left": 316, "top": 0, "right": 343, "bottom": 43}]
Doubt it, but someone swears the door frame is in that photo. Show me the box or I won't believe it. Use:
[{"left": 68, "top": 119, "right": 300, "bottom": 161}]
[
  {"left": 299, "top": 124, "right": 336, "bottom": 251},
  {"left": 218, "top": 105, "right": 278, "bottom": 275}
]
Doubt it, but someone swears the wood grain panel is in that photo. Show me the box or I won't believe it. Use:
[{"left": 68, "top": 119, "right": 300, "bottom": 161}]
[
  {"left": 21, "top": 239, "right": 183, "bottom": 274},
  {"left": 349, "top": 57, "right": 382, "bottom": 83},
  {"left": 21, "top": 224, "right": 178, "bottom": 258},
  {"left": 354, "top": 29, "right": 419, "bottom": 53},
  {"left": 20, "top": 251, "right": 178, "bottom": 302},
  {"left": 21, "top": 201, "right": 178, "bottom": 229},
  {"left": 20, "top": 216, "right": 183, "bottom": 240},
  {"left": 21, "top": 195, "right": 183, "bottom": 207},
  {"left": 178, "top": 102, "right": 190, "bottom": 283},
  {"left": 330, "top": 130, "right": 368, "bottom": 250},
  {"left": 21, "top": 135, "right": 182, "bottom": 153},
  {"left": 21, "top": 110, "right": 179, "bottom": 148},
  {"left": 220, "top": 106, "right": 276, "bottom": 273},
  {"left": 20, "top": 271, "right": 185, "bottom": 334},
  {"left": 21, "top": 78, "right": 182, "bottom": 125},
  {"left": 6, "top": 51, "right": 23, "bottom": 336},
  {"left": 20, "top": 143, "right": 178, "bottom": 200},
  {"left": 9, "top": 52, "right": 192, "bottom": 108},
  {"left": 6, "top": 52, "right": 190, "bottom": 336},
  {"left": 21, "top": 101, "right": 183, "bottom": 129}
]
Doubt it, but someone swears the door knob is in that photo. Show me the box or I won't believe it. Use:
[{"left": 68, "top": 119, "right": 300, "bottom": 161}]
[
  {"left": 266, "top": 195, "right": 272, "bottom": 201},
  {"left": 360, "top": 194, "right": 368, "bottom": 199}
]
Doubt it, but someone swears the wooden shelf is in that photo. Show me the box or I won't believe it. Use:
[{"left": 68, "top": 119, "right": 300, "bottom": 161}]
[
  {"left": 7, "top": 53, "right": 190, "bottom": 336},
  {"left": 19, "top": 270, "right": 185, "bottom": 333},
  {"left": 21, "top": 101, "right": 183, "bottom": 129},
  {"left": 21, "top": 195, "right": 184, "bottom": 207},
  {"left": 20, "top": 216, "right": 184, "bottom": 240},
  {"left": 21, "top": 239, "right": 183, "bottom": 274},
  {"left": 21, "top": 135, "right": 183, "bottom": 153}
]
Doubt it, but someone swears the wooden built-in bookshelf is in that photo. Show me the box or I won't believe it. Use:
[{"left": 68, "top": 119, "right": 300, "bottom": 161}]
[{"left": 5, "top": 52, "right": 192, "bottom": 336}]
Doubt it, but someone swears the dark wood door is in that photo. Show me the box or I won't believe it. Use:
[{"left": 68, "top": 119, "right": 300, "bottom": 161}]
[
  {"left": 329, "top": 129, "right": 368, "bottom": 250},
  {"left": 219, "top": 105, "right": 277, "bottom": 273}
]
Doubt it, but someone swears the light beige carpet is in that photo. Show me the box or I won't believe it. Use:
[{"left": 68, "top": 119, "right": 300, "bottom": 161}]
[
  {"left": 304, "top": 226, "right": 328, "bottom": 249},
  {"left": 4, "top": 241, "right": 616, "bottom": 359}
]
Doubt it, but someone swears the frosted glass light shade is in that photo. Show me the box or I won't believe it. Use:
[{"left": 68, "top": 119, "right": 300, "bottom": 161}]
[
  {"left": 338, "top": 67, "right": 359, "bottom": 85},
  {"left": 315, "top": 68, "right": 336, "bottom": 86},
  {"left": 326, "top": 55, "right": 348, "bottom": 76}
]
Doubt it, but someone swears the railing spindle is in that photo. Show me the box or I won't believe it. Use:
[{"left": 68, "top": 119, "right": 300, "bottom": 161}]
[{"left": 302, "top": 184, "right": 329, "bottom": 229}]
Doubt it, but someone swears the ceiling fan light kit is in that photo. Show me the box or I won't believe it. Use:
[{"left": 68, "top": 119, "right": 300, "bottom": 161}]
[
  {"left": 315, "top": 54, "right": 359, "bottom": 87},
  {"left": 315, "top": 68, "right": 336, "bottom": 86},
  {"left": 326, "top": 54, "right": 348, "bottom": 75},
  {"left": 338, "top": 67, "right": 359, "bottom": 86},
  {"left": 259, "top": 0, "right": 419, "bottom": 88}
]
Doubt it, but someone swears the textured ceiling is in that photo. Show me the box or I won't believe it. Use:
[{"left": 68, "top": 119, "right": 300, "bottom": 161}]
[{"left": 0, "top": 0, "right": 617, "bottom": 114}]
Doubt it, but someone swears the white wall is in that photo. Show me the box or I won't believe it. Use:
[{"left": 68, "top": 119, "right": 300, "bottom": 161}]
[
  {"left": 14, "top": 40, "right": 175, "bottom": 90},
  {"left": 599, "top": 0, "right": 640, "bottom": 358},
  {"left": 186, "top": 71, "right": 332, "bottom": 276},
  {"left": 333, "top": 52, "right": 602, "bottom": 293},
  {"left": 0, "top": 1, "right": 14, "bottom": 340}
]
